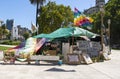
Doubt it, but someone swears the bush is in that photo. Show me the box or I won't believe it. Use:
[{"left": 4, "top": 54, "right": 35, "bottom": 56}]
[
  {"left": 11, "top": 41, "right": 21, "bottom": 45},
  {"left": 0, "top": 40, "right": 21, "bottom": 45}
]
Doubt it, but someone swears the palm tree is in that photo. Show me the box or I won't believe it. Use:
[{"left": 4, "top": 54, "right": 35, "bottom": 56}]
[{"left": 29, "top": 0, "right": 46, "bottom": 34}]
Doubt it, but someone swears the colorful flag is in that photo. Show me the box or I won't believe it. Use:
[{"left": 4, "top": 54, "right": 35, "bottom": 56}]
[
  {"left": 74, "top": 8, "right": 94, "bottom": 28},
  {"left": 35, "top": 38, "right": 46, "bottom": 53}
]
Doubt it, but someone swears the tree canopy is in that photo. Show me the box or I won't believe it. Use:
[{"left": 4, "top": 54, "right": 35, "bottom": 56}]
[
  {"left": 0, "top": 24, "right": 9, "bottom": 39},
  {"left": 105, "top": 0, "right": 120, "bottom": 44},
  {"left": 91, "top": 0, "right": 120, "bottom": 45},
  {"left": 37, "top": 1, "right": 74, "bottom": 33}
]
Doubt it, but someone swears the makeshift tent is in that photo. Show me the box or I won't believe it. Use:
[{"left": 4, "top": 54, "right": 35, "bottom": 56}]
[
  {"left": 33, "top": 27, "right": 74, "bottom": 39},
  {"left": 33, "top": 27, "right": 97, "bottom": 39},
  {"left": 73, "top": 27, "right": 97, "bottom": 38}
]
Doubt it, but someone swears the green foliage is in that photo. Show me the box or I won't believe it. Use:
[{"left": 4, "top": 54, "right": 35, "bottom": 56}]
[
  {"left": 105, "top": 0, "right": 120, "bottom": 44},
  {"left": 0, "top": 46, "right": 11, "bottom": 51},
  {"left": 11, "top": 41, "right": 21, "bottom": 45},
  {"left": 0, "top": 40, "right": 21, "bottom": 45},
  {"left": 23, "top": 32, "right": 30, "bottom": 40},
  {"left": 90, "top": 13, "right": 101, "bottom": 34},
  {"left": 57, "top": 53, "right": 64, "bottom": 60},
  {"left": 0, "top": 24, "right": 10, "bottom": 39},
  {"left": 38, "top": 1, "right": 74, "bottom": 33},
  {"left": 90, "top": 0, "right": 120, "bottom": 45},
  {"left": 30, "top": 0, "right": 46, "bottom": 35}
]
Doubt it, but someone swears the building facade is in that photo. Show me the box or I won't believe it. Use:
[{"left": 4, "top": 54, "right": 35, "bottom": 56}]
[
  {"left": 17, "top": 25, "right": 31, "bottom": 36},
  {"left": 10, "top": 25, "right": 31, "bottom": 40},
  {"left": 11, "top": 27, "right": 19, "bottom": 40},
  {"left": 6, "top": 19, "right": 14, "bottom": 31},
  {"left": 84, "top": 0, "right": 105, "bottom": 15}
]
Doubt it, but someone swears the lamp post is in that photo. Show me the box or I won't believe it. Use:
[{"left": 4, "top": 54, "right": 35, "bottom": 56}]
[
  {"left": 100, "top": 5, "right": 105, "bottom": 51},
  {"left": 107, "top": 19, "right": 111, "bottom": 54}
]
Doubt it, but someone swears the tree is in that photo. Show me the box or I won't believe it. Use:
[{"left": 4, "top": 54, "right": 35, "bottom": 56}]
[
  {"left": 29, "top": 0, "right": 46, "bottom": 28},
  {"left": 105, "top": 0, "right": 120, "bottom": 44},
  {"left": 0, "top": 24, "right": 9, "bottom": 39},
  {"left": 23, "top": 32, "right": 30, "bottom": 40},
  {"left": 38, "top": 1, "right": 74, "bottom": 33},
  {"left": 0, "top": 27, "right": 2, "bottom": 39},
  {"left": 90, "top": 0, "right": 120, "bottom": 45},
  {"left": 90, "top": 12, "right": 101, "bottom": 34}
]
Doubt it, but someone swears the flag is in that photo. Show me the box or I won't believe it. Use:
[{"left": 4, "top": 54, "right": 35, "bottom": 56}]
[
  {"left": 74, "top": 8, "right": 94, "bottom": 28},
  {"left": 31, "top": 22, "right": 37, "bottom": 33}
]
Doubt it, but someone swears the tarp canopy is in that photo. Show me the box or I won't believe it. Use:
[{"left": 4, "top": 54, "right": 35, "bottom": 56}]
[
  {"left": 33, "top": 27, "right": 97, "bottom": 39},
  {"left": 33, "top": 27, "right": 74, "bottom": 39},
  {"left": 73, "top": 27, "right": 97, "bottom": 38}
]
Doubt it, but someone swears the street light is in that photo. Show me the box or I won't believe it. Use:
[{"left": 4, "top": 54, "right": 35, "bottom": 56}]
[
  {"left": 107, "top": 19, "right": 111, "bottom": 54},
  {"left": 100, "top": 5, "right": 105, "bottom": 51}
]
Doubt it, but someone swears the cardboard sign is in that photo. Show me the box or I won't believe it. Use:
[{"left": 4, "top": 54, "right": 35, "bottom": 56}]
[
  {"left": 87, "top": 48, "right": 99, "bottom": 57},
  {"left": 82, "top": 53, "right": 93, "bottom": 64},
  {"left": 90, "top": 42, "right": 101, "bottom": 51},
  {"left": 77, "top": 41, "right": 90, "bottom": 50},
  {"left": 102, "top": 53, "right": 111, "bottom": 60},
  {"left": 67, "top": 54, "right": 80, "bottom": 65}
]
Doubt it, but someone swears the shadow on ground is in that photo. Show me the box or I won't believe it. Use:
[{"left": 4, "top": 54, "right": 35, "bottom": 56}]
[{"left": 45, "top": 67, "right": 76, "bottom": 72}]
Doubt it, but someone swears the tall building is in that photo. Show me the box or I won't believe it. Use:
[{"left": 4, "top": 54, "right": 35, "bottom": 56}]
[
  {"left": 11, "top": 27, "right": 19, "bottom": 40},
  {"left": 17, "top": 25, "right": 31, "bottom": 36},
  {"left": 16, "top": 25, "right": 31, "bottom": 40},
  {"left": 84, "top": 0, "right": 105, "bottom": 15},
  {"left": 6, "top": 19, "right": 14, "bottom": 30}
]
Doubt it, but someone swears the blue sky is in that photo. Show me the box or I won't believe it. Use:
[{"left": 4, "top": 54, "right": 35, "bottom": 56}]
[{"left": 0, "top": 0, "right": 108, "bottom": 30}]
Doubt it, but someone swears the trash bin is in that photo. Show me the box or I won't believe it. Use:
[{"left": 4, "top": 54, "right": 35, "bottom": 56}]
[{"left": 58, "top": 60, "right": 62, "bottom": 65}]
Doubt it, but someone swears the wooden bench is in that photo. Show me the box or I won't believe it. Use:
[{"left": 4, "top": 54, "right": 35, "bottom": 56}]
[
  {"left": 0, "top": 51, "right": 4, "bottom": 61},
  {"left": 30, "top": 55, "right": 60, "bottom": 64}
]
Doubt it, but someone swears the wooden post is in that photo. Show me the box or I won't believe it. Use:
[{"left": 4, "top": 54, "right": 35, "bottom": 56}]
[
  {"left": 108, "top": 19, "right": 111, "bottom": 54},
  {"left": 100, "top": 5, "right": 105, "bottom": 51}
]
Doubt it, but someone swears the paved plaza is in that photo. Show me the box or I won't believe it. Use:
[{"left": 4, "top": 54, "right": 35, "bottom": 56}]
[{"left": 0, "top": 50, "right": 120, "bottom": 79}]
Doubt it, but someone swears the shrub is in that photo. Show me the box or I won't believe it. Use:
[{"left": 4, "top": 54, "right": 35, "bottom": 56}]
[{"left": 0, "top": 40, "right": 21, "bottom": 45}]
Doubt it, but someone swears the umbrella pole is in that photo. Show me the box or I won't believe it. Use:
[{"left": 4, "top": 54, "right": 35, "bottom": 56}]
[
  {"left": 72, "top": 36, "right": 74, "bottom": 53},
  {"left": 72, "top": 29, "right": 74, "bottom": 53}
]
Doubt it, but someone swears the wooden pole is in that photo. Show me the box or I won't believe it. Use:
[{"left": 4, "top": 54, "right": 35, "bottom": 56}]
[
  {"left": 108, "top": 19, "right": 111, "bottom": 54},
  {"left": 100, "top": 5, "right": 105, "bottom": 51},
  {"left": 101, "top": 13, "right": 104, "bottom": 51}
]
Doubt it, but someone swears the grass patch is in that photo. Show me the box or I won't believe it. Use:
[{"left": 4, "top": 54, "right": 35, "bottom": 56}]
[{"left": 0, "top": 46, "right": 11, "bottom": 51}]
